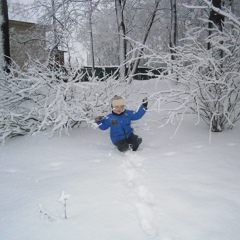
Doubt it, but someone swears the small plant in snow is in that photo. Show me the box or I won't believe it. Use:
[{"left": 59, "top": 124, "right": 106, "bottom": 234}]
[
  {"left": 58, "top": 191, "right": 71, "bottom": 219},
  {"left": 39, "top": 191, "right": 70, "bottom": 221},
  {"left": 39, "top": 203, "right": 58, "bottom": 222}
]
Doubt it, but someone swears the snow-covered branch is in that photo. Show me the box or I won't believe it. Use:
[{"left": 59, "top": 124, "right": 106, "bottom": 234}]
[
  {"left": 183, "top": 0, "right": 240, "bottom": 27},
  {"left": 0, "top": 60, "right": 132, "bottom": 144},
  {"left": 144, "top": 19, "right": 240, "bottom": 132}
]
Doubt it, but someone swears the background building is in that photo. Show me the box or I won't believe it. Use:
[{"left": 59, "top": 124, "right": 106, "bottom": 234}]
[{"left": 9, "top": 20, "right": 48, "bottom": 69}]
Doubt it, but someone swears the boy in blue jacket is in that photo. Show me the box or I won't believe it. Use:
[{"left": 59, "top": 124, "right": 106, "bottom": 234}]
[{"left": 95, "top": 95, "right": 148, "bottom": 152}]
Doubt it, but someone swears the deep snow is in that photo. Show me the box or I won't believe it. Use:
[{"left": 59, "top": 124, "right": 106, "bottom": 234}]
[{"left": 1, "top": 81, "right": 240, "bottom": 240}]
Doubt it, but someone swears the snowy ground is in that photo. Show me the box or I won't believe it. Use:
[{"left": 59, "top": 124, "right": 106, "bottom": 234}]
[{"left": 1, "top": 81, "right": 240, "bottom": 240}]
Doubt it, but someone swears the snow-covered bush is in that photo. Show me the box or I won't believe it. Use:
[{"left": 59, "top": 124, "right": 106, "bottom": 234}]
[
  {"left": 0, "top": 60, "right": 131, "bottom": 144},
  {"left": 146, "top": 20, "right": 240, "bottom": 132}
]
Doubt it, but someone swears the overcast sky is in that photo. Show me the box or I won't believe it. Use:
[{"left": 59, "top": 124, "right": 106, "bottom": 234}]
[
  {"left": 12, "top": 0, "right": 34, "bottom": 3},
  {"left": 9, "top": 0, "right": 35, "bottom": 6},
  {"left": 9, "top": 0, "right": 38, "bottom": 22}
]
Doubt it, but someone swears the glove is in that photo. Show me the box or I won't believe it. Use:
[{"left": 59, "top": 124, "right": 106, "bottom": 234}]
[
  {"left": 95, "top": 116, "right": 104, "bottom": 123},
  {"left": 142, "top": 97, "right": 148, "bottom": 108}
]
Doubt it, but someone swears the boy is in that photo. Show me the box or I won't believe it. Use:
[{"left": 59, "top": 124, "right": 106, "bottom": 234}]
[{"left": 95, "top": 95, "right": 148, "bottom": 152}]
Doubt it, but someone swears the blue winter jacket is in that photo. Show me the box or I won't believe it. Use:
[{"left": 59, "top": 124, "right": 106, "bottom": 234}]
[{"left": 97, "top": 105, "right": 147, "bottom": 145}]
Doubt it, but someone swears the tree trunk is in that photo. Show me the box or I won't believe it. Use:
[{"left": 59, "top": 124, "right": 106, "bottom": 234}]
[
  {"left": 169, "top": 0, "right": 177, "bottom": 61},
  {"left": 88, "top": 0, "right": 100, "bottom": 77},
  {"left": 128, "top": 0, "right": 160, "bottom": 84},
  {"left": 115, "top": 0, "right": 126, "bottom": 81},
  {"left": 208, "top": 0, "right": 224, "bottom": 49},
  {"left": 89, "top": 11, "right": 95, "bottom": 77},
  {"left": 207, "top": 0, "right": 225, "bottom": 132},
  {"left": 1, "top": 0, "right": 11, "bottom": 66},
  {"left": 50, "top": 0, "right": 59, "bottom": 65}
]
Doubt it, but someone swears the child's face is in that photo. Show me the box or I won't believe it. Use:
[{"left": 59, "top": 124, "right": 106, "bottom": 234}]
[{"left": 113, "top": 105, "right": 125, "bottom": 114}]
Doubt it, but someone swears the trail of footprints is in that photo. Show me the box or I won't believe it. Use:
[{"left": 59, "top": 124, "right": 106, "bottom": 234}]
[
  {"left": 118, "top": 141, "right": 239, "bottom": 238},
  {"left": 122, "top": 152, "right": 158, "bottom": 238}
]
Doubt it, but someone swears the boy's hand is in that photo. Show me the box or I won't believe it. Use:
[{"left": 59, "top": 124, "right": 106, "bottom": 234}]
[
  {"left": 142, "top": 97, "right": 148, "bottom": 108},
  {"left": 95, "top": 116, "right": 104, "bottom": 123}
]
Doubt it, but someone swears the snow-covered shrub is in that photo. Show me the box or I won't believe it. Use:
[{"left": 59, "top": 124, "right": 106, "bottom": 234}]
[
  {"left": 146, "top": 20, "right": 240, "bottom": 132},
  {"left": 58, "top": 191, "right": 70, "bottom": 219},
  {"left": 0, "top": 60, "right": 130, "bottom": 144},
  {"left": 0, "top": 65, "right": 40, "bottom": 142}
]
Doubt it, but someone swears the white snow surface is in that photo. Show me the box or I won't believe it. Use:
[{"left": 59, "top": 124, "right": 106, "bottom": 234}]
[{"left": 1, "top": 80, "right": 240, "bottom": 240}]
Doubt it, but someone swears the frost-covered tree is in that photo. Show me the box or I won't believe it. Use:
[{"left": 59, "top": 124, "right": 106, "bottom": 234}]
[
  {"left": 8, "top": 0, "right": 88, "bottom": 68},
  {"left": 146, "top": 17, "right": 240, "bottom": 132},
  {"left": 78, "top": 1, "right": 169, "bottom": 66},
  {"left": 127, "top": 0, "right": 161, "bottom": 83},
  {"left": 36, "top": 0, "right": 84, "bottom": 67},
  {"left": 80, "top": 0, "right": 211, "bottom": 73},
  {"left": 0, "top": 57, "right": 137, "bottom": 144},
  {"left": 91, "top": 8, "right": 118, "bottom": 66}
]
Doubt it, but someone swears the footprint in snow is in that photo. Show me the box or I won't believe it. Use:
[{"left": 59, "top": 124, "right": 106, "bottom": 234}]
[
  {"left": 135, "top": 202, "right": 158, "bottom": 238},
  {"left": 4, "top": 168, "right": 19, "bottom": 173},
  {"left": 125, "top": 152, "right": 144, "bottom": 168},
  {"left": 227, "top": 143, "right": 238, "bottom": 147},
  {"left": 163, "top": 152, "right": 176, "bottom": 156},
  {"left": 49, "top": 162, "right": 63, "bottom": 167},
  {"left": 192, "top": 145, "right": 203, "bottom": 149},
  {"left": 136, "top": 185, "right": 155, "bottom": 205},
  {"left": 90, "top": 159, "right": 101, "bottom": 163},
  {"left": 120, "top": 151, "right": 158, "bottom": 237},
  {"left": 125, "top": 168, "right": 139, "bottom": 187},
  {"left": 48, "top": 162, "right": 64, "bottom": 170}
]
